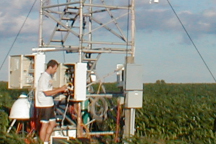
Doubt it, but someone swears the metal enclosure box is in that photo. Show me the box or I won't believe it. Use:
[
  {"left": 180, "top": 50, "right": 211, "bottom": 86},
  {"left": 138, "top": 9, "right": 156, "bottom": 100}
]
[
  {"left": 125, "top": 91, "right": 143, "bottom": 108},
  {"left": 53, "top": 63, "right": 87, "bottom": 101},
  {"left": 8, "top": 53, "right": 45, "bottom": 89},
  {"left": 124, "top": 64, "right": 143, "bottom": 91}
]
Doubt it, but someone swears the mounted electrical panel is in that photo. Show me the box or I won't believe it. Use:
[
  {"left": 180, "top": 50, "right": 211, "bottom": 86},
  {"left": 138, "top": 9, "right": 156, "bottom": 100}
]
[
  {"left": 124, "top": 64, "right": 143, "bottom": 91},
  {"left": 125, "top": 91, "right": 143, "bottom": 108},
  {"left": 53, "top": 63, "right": 87, "bottom": 101},
  {"left": 122, "top": 64, "right": 144, "bottom": 108},
  {"left": 8, "top": 53, "right": 45, "bottom": 89},
  {"left": 117, "top": 63, "right": 143, "bottom": 90}
]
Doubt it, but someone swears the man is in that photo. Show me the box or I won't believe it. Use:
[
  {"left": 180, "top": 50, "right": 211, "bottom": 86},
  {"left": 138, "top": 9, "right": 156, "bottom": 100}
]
[{"left": 36, "top": 59, "right": 67, "bottom": 144}]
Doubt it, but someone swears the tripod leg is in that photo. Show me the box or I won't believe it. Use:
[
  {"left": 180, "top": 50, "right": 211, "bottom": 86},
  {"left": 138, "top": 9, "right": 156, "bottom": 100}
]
[{"left": 7, "top": 119, "right": 17, "bottom": 133}]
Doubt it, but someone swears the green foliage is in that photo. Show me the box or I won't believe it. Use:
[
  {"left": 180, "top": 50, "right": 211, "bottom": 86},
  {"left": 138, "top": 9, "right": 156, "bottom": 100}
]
[
  {"left": 136, "top": 83, "right": 216, "bottom": 143},
  {"left": 155, "top": 80, "right": 166, "bottom": 84},
  {"left": 0, "top": 132, "right": 27, "bottom": 144},
  {"left": 1, "top": 81, "right": 216, "bottom": 143},
  {"left": 0, "top": 110, "right": 8, "bottom": 133}
]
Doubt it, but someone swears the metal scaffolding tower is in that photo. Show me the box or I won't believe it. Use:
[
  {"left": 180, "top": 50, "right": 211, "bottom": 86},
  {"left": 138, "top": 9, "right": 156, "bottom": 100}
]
[
  {"left": 36, "top": 0, "right": 135, "bottom": 54},
  {"left": 33, "top": 0, "right": 138, "bottom": 140}
]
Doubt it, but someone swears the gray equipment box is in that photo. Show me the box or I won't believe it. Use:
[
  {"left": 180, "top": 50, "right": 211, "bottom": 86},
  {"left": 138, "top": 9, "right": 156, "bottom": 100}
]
[
  {"left": 124, "top": 64, "right": 143, "bottom": 91},
  {"left": 125, "top": 91, "right": 143, "bottom": 108}
]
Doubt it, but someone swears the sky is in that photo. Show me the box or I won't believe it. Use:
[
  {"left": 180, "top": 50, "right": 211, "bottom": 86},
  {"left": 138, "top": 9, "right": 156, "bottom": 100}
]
[{"left": 0, "top": 0, "right": 216, "bottom": 83}]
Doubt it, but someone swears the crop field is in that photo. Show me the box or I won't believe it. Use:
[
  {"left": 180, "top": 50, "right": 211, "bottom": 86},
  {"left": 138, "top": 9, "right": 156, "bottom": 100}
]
[
  {"left": 1, "top": 81, "right": 216, "bottom": 143},
  {"left": 134, "top": 83, "right": 216, "bottom": 144}
]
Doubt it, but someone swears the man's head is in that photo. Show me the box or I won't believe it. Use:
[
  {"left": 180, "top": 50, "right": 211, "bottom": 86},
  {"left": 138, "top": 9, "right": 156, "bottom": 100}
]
[{"left": 46, "top": 59, "right": 59, "bottom": 75}]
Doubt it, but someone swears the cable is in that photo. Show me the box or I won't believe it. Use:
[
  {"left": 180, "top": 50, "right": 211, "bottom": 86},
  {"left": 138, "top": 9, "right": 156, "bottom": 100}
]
[
  {"left": 0, "top": 0, "right": 38, "bottom": 71},
  {"left": 167, "top": 0, "right": 216, "bottom": 82},
  {"left": 61, "top": 94, "right": 70, "bottom": 129}
]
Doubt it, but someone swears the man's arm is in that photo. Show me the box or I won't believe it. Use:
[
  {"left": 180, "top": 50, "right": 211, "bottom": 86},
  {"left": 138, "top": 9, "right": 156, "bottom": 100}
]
[{"left": 43, "top": 85, "right": 67, "bottom": 96}]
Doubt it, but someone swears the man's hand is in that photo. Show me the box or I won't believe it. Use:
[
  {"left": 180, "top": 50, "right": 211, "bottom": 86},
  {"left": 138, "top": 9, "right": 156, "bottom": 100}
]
[
  {"left": 60, "top": 85, "right": 68, "bottom": 92},
  {"left": 43, "top": 85, "right": 68, "bottom": 96}
]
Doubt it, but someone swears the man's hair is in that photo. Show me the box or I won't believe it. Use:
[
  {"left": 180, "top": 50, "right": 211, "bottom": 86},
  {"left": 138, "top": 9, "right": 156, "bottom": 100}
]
[{"left": 47, "top": 59, "right": 59, "bottom": 69}]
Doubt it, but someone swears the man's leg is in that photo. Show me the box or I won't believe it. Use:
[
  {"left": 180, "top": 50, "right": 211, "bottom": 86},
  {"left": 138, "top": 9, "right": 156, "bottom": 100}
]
[
  {"left": 40, "top": 122, "right": 49, "bottom": 142},
  {"left": 44, "top": 120, "right": 56, "bottom": 142}
]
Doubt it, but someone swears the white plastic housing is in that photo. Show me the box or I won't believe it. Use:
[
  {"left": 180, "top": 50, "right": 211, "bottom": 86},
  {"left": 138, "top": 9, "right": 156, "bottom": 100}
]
[
  {"left": 9, "top": 94, "right": 32, "bottom": 119},
  {"left": 53, "top": 63, "right": 87, "bottom": 101},
  {"left": 74, "top": 63, "right": 87, "bottom": 101},
  {"left": 8, "top": 53, "right": 45, "bottom": 89},
  {"left": 34, "top": 53, "right": 46, "bottom": 88}
]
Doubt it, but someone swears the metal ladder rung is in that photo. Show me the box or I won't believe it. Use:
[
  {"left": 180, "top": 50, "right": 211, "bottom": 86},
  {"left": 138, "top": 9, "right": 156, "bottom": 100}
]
[
  {"left": 51, "top": 39, "right": 63, "bottom": 42},
  {"left": 56, "top": 29, "right": 68, "bottom": 32},
  {"left": 65, "top": 11, "right": 78, "bottom": 15},
  {"left": 62, "top": 17, "right": 75, "bottom": 21},
  {"left": 67, "top": 6, "right": 80, "bottom": 9}
]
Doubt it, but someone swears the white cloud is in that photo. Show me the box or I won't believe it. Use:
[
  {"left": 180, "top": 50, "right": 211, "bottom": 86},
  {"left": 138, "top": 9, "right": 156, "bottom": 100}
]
[
  {"left": 203, "top": 9, "right": 216, "bottom": 17},
  {"left": 0, "top": 0, "right": 39, "bottom": 39},
  {"left": 134, "top": 2, "right": 216, "bottom": 45},
  {"left": 1, "top": 0, "right": 215, "bottom": 44}
]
